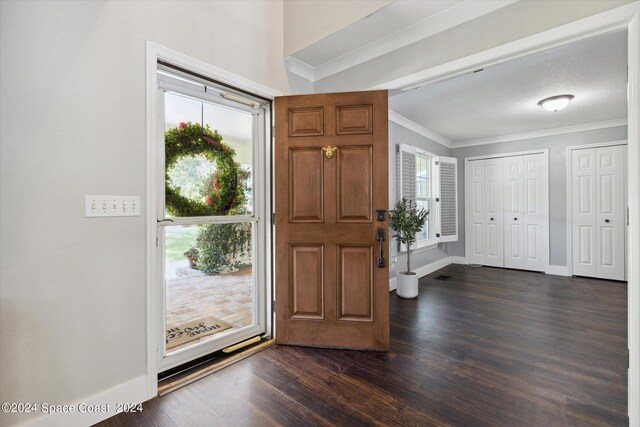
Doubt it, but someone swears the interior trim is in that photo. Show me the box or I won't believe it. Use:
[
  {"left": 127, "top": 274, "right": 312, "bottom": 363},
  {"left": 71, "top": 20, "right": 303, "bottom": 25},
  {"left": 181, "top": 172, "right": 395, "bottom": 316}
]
[
  {"left": 454, "top": 118, "right": 628, "bottom": 148},
  {"left": 389, "top": 110, "right": 453, "bottom": 148}
]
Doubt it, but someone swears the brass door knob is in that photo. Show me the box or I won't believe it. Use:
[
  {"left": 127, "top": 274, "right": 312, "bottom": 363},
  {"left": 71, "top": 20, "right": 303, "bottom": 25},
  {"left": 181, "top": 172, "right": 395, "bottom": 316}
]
[{"left": 322, "top": 146, "right": 337, "bottom": 159}]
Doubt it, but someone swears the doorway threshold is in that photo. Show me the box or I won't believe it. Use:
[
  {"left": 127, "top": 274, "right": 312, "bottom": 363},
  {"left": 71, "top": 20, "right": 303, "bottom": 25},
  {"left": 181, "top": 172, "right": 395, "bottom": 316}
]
[{"left": 158, "top": 338, "right": 274, "bottom": 396}]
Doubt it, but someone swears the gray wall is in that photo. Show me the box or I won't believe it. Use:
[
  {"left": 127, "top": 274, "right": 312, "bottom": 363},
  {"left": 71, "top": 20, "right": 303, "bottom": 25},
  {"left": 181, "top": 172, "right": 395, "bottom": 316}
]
[
  {"left": 448, "top": 125, "right": 628, "bottom": 266},
  {"left": 389, "top": 122, "right": 452, "bottom": 281}
]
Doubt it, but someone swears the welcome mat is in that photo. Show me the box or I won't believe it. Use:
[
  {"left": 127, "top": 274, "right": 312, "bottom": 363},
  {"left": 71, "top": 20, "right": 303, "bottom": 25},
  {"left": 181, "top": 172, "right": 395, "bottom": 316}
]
[{"left": 166, "top": 316, "right": 232, "bottom": 350}]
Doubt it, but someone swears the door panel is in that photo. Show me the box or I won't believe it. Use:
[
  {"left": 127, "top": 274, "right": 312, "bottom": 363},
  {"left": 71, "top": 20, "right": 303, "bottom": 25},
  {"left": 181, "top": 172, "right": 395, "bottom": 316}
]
[
  {"left": 523, "top": 153, "right": 548, "bottom": 271},
  {"left": 572, "top": 149, "right": 597, "bottom": 277},
  {"left": 289, "top": 148, "right": 324, "bottom": 222},
  {"left": 504, "top": 156, "right": 525, "bottom": 269},
  {"left": 465, "top": 160, "right": 485, "bottom": 265},
  {"left": 289, "top": 245, "right": 324, "bottom": 319},
  {"left": 595, "top": 145, "right": 625, "bottom": 280},
  {"left": 337, "top": 245, "right": 373, "bottom": 321},
  {"left": 275, "top": 91, "right": 389, "bottom": 350},
  {"left": 288, "top": 107, "right": 324, "bottom": 137},
  {"left": 336, "top": 105, "right": 373, "bottom": 135},
  {"left": 337, "top": 146, "right": 373, "bottom": 222},
  {"left": 484, "top": 158, "right": 504, "bottom": 267}
]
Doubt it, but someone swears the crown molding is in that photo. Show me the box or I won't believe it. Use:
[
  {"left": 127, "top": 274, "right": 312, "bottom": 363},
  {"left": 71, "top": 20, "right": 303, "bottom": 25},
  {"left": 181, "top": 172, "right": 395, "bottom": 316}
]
[
  {"left": 389, "top": 110, "right": 453, "bottom": 149},
  {"left": 453, "top": 118, "right": 628, "bottom": 148},
  {"left": 287, "top": 0, "right": 516, "bottom": 83}
]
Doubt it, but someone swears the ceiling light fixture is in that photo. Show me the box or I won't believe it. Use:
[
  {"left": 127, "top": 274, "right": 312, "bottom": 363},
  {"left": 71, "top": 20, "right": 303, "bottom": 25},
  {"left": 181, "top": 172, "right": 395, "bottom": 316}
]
[{"left": 537, "top": 94, "right": 574, "bottom": 112}]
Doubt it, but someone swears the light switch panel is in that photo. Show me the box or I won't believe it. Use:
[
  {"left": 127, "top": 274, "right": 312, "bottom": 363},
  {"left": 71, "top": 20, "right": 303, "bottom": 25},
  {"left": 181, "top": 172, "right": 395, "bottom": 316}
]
[{"left": 85, "top": 196, "right": 140, "bottom": 217}]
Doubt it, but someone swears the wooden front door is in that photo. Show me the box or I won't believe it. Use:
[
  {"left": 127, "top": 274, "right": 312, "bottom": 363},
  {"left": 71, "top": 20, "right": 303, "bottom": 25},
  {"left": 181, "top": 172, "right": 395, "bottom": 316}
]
[{"left": 274, "top": 91, "right": 389, "bottom": 350}]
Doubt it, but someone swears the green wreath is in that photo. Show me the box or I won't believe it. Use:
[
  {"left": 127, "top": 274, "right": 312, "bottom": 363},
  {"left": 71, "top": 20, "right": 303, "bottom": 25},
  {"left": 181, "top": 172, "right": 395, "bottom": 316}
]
[{"left": 165, "top": 121, "right": 244, "bottom": 216}]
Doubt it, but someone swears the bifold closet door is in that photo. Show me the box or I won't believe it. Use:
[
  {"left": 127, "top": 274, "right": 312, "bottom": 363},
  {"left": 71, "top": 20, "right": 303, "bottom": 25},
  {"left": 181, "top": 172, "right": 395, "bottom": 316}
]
[
  {"left": 572, "top": 146, "right": 626, "bottom": 280},
  {"left": 571, "top": 148, "right": 597, "bottom": 277},
  {"left": 523, "top": 153, "right": 548, "bottom": 271},
  {"left": 503, "top": 156, "right": 525, "bottom": 269},
  {"left": 484, "top": 158, "right": 504, "bottom": 267},
  {"left": 465, "top": 160, "right": 485, "bottom": 265}
]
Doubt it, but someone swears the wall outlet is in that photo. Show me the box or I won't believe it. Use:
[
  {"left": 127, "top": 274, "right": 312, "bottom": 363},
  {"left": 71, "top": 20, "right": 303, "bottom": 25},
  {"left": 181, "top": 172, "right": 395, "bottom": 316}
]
[{"left": 85, "top": 196, "right": 140, "bottom": 217}]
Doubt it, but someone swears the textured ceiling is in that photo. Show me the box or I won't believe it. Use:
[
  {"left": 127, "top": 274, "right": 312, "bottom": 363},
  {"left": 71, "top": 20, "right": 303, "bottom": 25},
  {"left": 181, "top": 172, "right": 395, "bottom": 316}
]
[{"left": 389, "top": 30, "right": 628, "bottom": 143}]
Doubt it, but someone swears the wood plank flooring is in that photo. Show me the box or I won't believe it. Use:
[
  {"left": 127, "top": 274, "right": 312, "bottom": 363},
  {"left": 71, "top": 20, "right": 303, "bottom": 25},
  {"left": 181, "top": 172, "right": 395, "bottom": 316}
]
[{"left": 98, "top": 264, "right": 628, "bottom": 426}]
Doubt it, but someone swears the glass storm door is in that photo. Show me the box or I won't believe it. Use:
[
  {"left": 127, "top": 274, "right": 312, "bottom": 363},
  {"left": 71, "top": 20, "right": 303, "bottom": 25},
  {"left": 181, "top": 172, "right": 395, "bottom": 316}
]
[{"left": 157, "top": 71, "right": 267, "bottom": 371}]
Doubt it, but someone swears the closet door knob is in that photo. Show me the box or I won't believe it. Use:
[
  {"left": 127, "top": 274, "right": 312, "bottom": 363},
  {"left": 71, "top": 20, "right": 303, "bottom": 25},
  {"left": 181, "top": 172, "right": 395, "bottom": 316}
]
[
  {"left": 514, "top": 217, "right": 518, "bottom": 221},
  {"left": 605, "top": 219, "right": 610, "bottom": 223},
  {"left": 490, "top": 217, "right": 494, "bottom": 221}
]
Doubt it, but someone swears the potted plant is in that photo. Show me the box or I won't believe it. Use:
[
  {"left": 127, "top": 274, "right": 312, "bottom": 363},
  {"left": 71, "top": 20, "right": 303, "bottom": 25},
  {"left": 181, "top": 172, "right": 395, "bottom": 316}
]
[
  {"left": 389, "top": 197, "right": 429, "bottom": 298},
  {"left": 184, "top": 247, "right": 199, "bottom": 269}
]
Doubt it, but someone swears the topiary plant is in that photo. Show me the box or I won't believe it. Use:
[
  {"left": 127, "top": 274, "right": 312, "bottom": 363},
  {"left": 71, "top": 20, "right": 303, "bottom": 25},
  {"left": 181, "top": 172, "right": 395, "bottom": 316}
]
[
  {"left": 196, "top": 222, "right": 252, "bottom": 274},
  {"left": 389, "top": 197, "right": 429, "bottom": 274}
]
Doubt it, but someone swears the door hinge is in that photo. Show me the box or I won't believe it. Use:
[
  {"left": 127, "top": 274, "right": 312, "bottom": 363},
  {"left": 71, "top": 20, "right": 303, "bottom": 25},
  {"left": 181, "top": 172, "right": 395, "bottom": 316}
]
[
  {"left": 272, "top": 125, "right": 275, "bottom": 135},
  {"left": 272, "top": 212, "right": 276, "bottom": 226},
  {"left": 156, "top": 236, "right": 159, "bottom": 247},
  {"left": 627, "top": 348, "right": 630, "bottom": 369},
  {"left": 272, "top": 300, "right": 276, "bottom": 312},
  {"left": 435, "top": 197, "right": 440, "bottom": 202},
  {"left": 436, "top": 233, "right": 440, "bottom": 238},
  {"left": 627, "top": 206, "right": 630, "bottom": 226},
  {"left": 435, "top": 161, "right": 439, "bottom": 165}
]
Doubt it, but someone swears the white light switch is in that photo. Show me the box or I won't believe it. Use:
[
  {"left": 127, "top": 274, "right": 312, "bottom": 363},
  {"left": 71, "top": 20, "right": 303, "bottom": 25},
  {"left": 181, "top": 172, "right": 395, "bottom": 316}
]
[{"left": 85, "top": 196, "right": 140, "bottom": 217}]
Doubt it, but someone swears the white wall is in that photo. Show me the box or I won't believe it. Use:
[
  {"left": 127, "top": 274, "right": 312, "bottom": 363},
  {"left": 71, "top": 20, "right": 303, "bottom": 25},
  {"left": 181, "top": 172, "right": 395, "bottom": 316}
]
[
  {"left": 0, "top": 1, "right": 292, "bottom": 425},
  {"left": 283, "top": 0, "right": 392, "bottom": 57},
  {"left": 448, "top": 125, "right": 628, "bottom": 266},
  {"left": 389, "top": 122, "right": 452, "bottom": 281}
]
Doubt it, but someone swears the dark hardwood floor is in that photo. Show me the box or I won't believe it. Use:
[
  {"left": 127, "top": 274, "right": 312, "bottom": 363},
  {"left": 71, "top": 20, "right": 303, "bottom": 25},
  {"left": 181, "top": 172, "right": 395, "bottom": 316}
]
[{"left": 98, "top": 264, "right": 628, "bottom": 426}]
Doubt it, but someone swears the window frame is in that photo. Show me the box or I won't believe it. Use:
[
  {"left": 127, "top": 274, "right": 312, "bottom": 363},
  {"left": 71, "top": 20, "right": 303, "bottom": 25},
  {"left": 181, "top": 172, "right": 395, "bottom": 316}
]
[{"left": 413, "top": 148, "right": 438, "bottom": 251}]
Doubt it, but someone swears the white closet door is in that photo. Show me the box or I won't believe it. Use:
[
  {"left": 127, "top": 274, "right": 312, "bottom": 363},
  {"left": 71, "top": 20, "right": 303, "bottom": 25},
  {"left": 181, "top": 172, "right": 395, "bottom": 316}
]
[
  {"left": 504, "top": 156, "right": 525, "bottom": 269},
  {"left": 465, "top": 160, "right": 485, "bottom": 265},
  {"left": 484, "top": 158, "right": 504, "bottom": 267},
  {"left": 595, "top": 145, "right": 625, "bottom": 280},
  {"left": 572, "top": 148, "right": 597, "bottom": 277},
  {"left": 523, "top": 153, "right": 548, "bottom": 271}
]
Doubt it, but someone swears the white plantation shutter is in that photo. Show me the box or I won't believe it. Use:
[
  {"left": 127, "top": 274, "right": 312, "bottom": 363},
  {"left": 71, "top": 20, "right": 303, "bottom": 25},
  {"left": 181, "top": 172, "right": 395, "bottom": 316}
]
[
  {"left": 397, "top": 144, "right": 416, "bottom": 203},
  {"left": 434, "top": 156, "right": 458, "bottom": 242}
]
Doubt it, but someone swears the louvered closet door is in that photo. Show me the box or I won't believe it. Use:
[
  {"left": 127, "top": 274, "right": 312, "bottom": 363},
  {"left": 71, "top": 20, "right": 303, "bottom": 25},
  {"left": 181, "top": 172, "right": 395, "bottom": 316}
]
[
  {"left": 465, "top": 160, "right": 485, "bottom": 265},
  {"left": 504, "top": 156, "right": 525, "bottom": 269},
  {"left": 484, "top": 158, "right": 504, "bottom": 267},
  {"left": 595, "top": 145, "right": 625, "bottom": 280},
  {"left": 571, "top": 148, "right": 597, "bottom": 277},
  {"left": 523, "top": 153, "right": 548, "bottom": 271}
]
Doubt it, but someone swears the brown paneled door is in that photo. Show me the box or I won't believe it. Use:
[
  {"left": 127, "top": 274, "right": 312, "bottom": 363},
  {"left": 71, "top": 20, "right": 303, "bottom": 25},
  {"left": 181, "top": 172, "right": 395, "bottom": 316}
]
[{"left": 275, "top": 91, "right": 389, "bottom": 350}]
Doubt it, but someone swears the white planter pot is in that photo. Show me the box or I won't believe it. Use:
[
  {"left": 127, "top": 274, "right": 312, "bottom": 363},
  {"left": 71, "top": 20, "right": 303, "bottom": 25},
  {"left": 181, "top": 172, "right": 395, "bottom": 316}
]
[{"left": 396, "top": 272, "right": 419, "bottom": 298}]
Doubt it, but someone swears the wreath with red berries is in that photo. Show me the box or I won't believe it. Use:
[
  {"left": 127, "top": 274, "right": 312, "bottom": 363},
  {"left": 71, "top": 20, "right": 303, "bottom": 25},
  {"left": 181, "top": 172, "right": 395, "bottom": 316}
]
[{"left": 165, "top": 122, "right": 246, "bottom": 217}]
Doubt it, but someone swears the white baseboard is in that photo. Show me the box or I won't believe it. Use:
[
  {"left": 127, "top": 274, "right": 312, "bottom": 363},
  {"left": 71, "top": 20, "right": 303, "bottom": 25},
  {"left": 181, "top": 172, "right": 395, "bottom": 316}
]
[
  {"left": 26, "top": 375, "right": 149, "bottom": 427},
  {"left": 545, "top": 265, "right": 571, "bottom": 276},
  {"left": 450, "top": 256, "right": 467, "bottom": 264},
  {"left": 390, "top": 256, "right": 454, "bottom": 291}
]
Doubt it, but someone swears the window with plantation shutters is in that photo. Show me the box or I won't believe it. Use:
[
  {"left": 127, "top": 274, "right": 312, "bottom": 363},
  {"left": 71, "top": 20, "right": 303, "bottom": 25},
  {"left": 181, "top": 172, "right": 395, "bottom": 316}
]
[
  {"left": 397, "top": 144, "right": 458, "bottom": 249},
  {"left": 434, "top": 156, "right": 458, "bottom": 242},
  {"left": 397, "top": 144, "right": 416, "bottom": 203}
]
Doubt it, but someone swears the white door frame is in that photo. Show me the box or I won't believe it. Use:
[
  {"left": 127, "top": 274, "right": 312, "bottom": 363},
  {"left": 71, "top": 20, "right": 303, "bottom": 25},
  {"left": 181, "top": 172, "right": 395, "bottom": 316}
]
[
  {"left": 145, "top": 41, "right": 281, "bottom": 399},
  {"left": 566, "top": 140, "right": 628, "bottom": 278},
  {"left": 371, "top": 3, "right": 640, "bottom": 423}
]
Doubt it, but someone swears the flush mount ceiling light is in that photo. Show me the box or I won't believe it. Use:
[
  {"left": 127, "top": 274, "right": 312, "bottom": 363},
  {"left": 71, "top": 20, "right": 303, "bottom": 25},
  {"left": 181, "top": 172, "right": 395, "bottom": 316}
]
[{"left": 537, "top": 94, "right": 575, "bottom": 112}]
